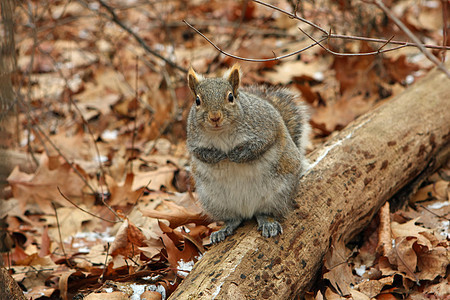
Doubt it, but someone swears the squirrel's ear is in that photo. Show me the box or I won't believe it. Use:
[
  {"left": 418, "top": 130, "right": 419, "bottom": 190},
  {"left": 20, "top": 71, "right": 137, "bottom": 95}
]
[
  {"left": 225, "top": 64, "right": 241, "bottom": 96},
  {"left": 187, "top": 67, "right": 200, "bottom": 95}
]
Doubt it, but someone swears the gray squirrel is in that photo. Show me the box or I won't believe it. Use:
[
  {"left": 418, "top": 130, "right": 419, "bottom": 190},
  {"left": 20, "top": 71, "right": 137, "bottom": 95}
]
[{"left": 186, "top": 64, "right": 310, "bottom": 243}]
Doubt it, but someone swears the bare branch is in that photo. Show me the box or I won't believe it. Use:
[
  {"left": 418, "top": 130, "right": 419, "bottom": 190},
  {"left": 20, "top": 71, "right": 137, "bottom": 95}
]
[
  {"left": 252, "top": 0, "right": 328, "bottom": 35},
  {"left": 183, "top": 20, "right": 326, "bottom": 62},
  {"left": 58, "top": 187, "right": 121, "bottom": 224},
  {"left": 327, "top": 34, "right": 449, "bottom": 51},
  {"left": 185, "top": 0, "right": 450, "bottom": 63},
  {"left": 254, "top": 0, "right": 450, "bottom": 51},
  {"left": 298, "top": 27, "right": 408, "bottom": 56},
  {"left": 77, "top": 0, "right": 187, "bottom": 73},
  {"left": 371, "top": 0, "right": 450, "bottom": 78}
]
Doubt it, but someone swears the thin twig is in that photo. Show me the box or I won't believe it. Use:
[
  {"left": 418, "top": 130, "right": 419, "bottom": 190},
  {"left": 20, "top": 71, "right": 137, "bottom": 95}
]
[
  {"left": 252, "top": 0, "right": 328, "bottom": 35},
  {"left": 130, "top": 55, "right": 139, "bottom": 173},
  {"left": 206, "top": 0, "right": 251, "bottom": 73},
  {"left": 92, "top": 0, "right": 187, "bottom": 73},
  {"left": 99, "top": 242, "right": 111, "bottom": 283},
  {"left": 16, "top": 96, "right": 98, "bottom": 195},
  {"left": 327, "top": 34, "right": 449, "bottom": 51},
  {"left": 254, "top": 0, "right": 450, "bottom": 51},
  {"left": 299, "top": 27, "right": 408, "bottom": 56},
  {"left": 52, "top": 202, "right": 73, "bottom": 268},
  {"left": 440, "top": 0, "right": 448, "bottom": 62},
  {"left": 371, "top": 0, "right": 450, "bottom": 78},
  {"left": 184, "top": 20, "right": 326, "bottom": 62},
  {"left": 418, "top": 204, "right": 450, "bottom": 221},
  {"left": 57, "top": 187, "right": 121, "bottom": 223},
  {"left": 36, "top": 46, "right": 111, "bottom": 199}
]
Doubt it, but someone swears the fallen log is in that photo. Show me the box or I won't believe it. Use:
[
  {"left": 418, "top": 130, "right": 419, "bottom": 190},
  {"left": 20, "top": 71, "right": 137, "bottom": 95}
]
[{"left": 169, "top": 64, "right": 450, "bottom": 299}]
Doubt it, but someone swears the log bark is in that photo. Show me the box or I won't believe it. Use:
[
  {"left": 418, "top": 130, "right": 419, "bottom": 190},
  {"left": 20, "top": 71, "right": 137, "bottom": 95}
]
[{"left": 170, "top": 65, "right": 450, "bottom": 299}]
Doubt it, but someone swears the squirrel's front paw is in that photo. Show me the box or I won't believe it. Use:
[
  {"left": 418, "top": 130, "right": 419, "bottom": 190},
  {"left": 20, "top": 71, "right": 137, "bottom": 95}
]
[
  {"left": 210, "top": 219, "right": 242, "bottom": 244},
  {"left": 256, "top": 215, "right": 283, "bottom": 238},
  {"left": 228, "top": 146, "right": 249, "bottom": 163},
  {"left": 210, "top": 230, "right": 227, "bottom": 244}
]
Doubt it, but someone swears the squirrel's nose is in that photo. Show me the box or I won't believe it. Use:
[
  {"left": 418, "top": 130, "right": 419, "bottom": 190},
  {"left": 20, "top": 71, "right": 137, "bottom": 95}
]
[{"left": 208, "top": 112, "right": 222, "bottom": 123}]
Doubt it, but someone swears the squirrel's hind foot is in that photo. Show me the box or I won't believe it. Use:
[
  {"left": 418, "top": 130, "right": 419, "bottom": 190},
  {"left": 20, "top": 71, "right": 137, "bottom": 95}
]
[
  {"left": 256, "top": 214, "right": 283, "bottom": 238},
  {"left": 210, "top": 219, "right": 242, "bottom": 244}
]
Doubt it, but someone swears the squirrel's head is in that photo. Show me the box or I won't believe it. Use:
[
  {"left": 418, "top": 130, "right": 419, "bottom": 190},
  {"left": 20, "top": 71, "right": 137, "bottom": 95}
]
[{"left": 187, "top": 64, "right": 242, "bottom": 131}]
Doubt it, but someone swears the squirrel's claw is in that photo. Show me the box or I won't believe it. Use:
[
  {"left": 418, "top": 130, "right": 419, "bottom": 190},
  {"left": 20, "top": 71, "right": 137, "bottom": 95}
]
[
  {"left": 256, "top": 215, "right": 283, "bottom": 238},
  {"left": 210, "top": 230, "right": 227, "bottom": 244},
  {"left": 210, "top": 219, "right": 242, "bottom": 244}
]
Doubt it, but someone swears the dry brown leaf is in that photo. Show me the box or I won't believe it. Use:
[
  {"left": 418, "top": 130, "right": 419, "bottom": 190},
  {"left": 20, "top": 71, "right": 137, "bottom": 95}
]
[
  {"left": 349, "top": 289, "right": 370, "bottom": 300},
  {"left": 84, "top": 291, "right": 129, "bottom": 300},
  {"left": 138, "top": 237, "right": 165, "bottom": 260},
  {"left": 377, "top": 202, "right": 392, "bottom": 255},
  {"left": 47, "top": 206, "right": 94, "bottom": 242},
  {"left": 140, "top": 291, "right": 162, "bottom": 300},
  {"left": 22, "top": 285, "right": 55, "bottom": 299},
  {"left": 324, "top": 287, "right": 346, "bottom": 300},
  {"left": 391, "top": 218, "right": 432, "bottom": 249},
  {"left": 423, "top": 280, "right": 450, "bottom": 298},
  {"left": 383, "top": 55, "right": 419, "bottom": 83},
  {"left": 356, "top": 276, "right": 394, "bottom": 299},
  {"left": 410, "top": 181, "right": 449, "bottom": 203},
  {"left": 378, "top": 256, "right": 397, "bottom": 277},
  {"left": 375, "top": 294, "right": 397, "bottom": 300},
  {"left": 109, "top": 219, "right": 147, "bottom": 258},
  {"left": 311, "top": 94, "right": 375, "bottom": 134},
  {"left": 75, "top": 244, "right": 109, "bottom": 266},
  {"left": 416, "top": 245, "right": 449, "bottom": 280},
  {"left": 265, "top": 60, "right": 328, "bottom": 84},
  {"left": 387, "top": 236, "right": 418, "bottom": 281},
  {"left": 39, "top": 226, "right": 51, "bottom": 257},
  {"left": 133, "top": 165, "right": 178, "bottom": 192},
  {"left": 7, "top": 154, "right": 88, "bottom": 214},
  {"left": 323, "top": 239, "right": 355, "bottom": 296},
  {"left": 141, "top": 200, "right": 209, "bottom": 229},
  {"left": 59, "top": 270, "right": 75, "bottom": 300},
  {"left": 161, "top": 232, "right": 201, "bottom": 278},
  {"left": 108, "top": 173, "right": 144, "bottom": 206}
]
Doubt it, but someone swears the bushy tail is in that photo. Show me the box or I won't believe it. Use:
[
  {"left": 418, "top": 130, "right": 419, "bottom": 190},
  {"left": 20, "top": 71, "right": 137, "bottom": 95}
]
[{"left": 243, "top": 86, "right": 311, "bottom": 156}]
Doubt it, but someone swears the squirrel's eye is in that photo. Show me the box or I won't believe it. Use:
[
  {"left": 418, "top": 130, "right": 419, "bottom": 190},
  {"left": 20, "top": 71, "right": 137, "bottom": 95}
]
[
  {"left": 195, "top": 95, "right": 201, "bottom": 106},
  {"left": 227, "top": 92, "right": 234, "bottom": 103}
]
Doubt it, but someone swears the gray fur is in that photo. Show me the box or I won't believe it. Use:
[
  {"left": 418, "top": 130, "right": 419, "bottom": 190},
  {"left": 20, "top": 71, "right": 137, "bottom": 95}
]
[{"left": 186, "top": 66, "right": 310, "bottom": 243}]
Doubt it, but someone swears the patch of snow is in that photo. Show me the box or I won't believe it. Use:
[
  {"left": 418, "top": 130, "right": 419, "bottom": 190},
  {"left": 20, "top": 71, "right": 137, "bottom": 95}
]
[
  {"left": 88, "top": 2, "right": 99, "bottom": 10},
  {"left": 147, "top": 284, "right": 166, "bottom": 300},
  {"left": 72, "top": 242, "right": 86, "bottom": 248},
  {"left": 177, "top": 259, "right": 195, "bottom": 277},
  {"left": 427, "top": 201, "right": 449, "bottom": 210},
  {"left": 142, "top": 275, "right": 160, "bottom": 281},
  {"left": 103, "top": 287, "right": 113, "bottom": 293},
  {"left": 130, "top": 283, "right": 146, "bottom": 300},
  {"left": 20, "top": 131, "right": 35, "bottom": 147},
  {"left": 313, "top": 71, "right": 324, "bottom": 82},
  {"left": 439, "top": 220, "right": 449, "bottom": 239},
  {"left": 101, "top": 129, "right": 118, "bottom": 140},
  {"left": 67, "top": 230, "right": 115, "bottom": 244},
  {"left": 94, "top": 155, "right": 108, "bottom": 163},
  {"left": 355, "top": 265, "right": 366, "bottom": 277},
  {"left": 306, "top": 118, "right": 371, "bottom": 173},
  {"left": 212, "top": 282, "right": 224, "bottom": 299},
  {"left": 405, "top": 75, "right": 414, "bottom": 85}
]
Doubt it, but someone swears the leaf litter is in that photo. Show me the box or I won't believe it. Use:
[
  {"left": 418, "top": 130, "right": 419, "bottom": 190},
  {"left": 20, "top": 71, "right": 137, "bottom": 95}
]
[{"left": 1, "top": 0, "right": 448, "bottom": 299}]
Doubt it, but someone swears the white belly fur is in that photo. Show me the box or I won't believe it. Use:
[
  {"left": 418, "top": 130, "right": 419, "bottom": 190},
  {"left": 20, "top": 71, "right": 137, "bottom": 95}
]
[{"left": 193, "top": 147, "right": 288, "bottom": 220}]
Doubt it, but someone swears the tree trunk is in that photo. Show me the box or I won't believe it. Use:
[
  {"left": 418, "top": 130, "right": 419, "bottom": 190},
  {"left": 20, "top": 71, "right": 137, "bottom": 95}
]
[
  {"left": 169, "top": 65, "right": 450, "bottom": 299},
  {"left": 0, "top": 0, "right": 17, "bottom": 199}
]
